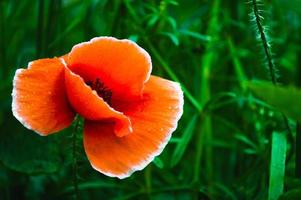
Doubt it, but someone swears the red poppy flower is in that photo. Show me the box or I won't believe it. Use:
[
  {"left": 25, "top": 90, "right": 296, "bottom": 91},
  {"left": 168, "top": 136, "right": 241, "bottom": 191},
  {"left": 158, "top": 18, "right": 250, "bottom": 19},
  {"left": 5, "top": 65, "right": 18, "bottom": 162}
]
[{"left": 12, "top": 37, "right": 184, "bottom": 178}]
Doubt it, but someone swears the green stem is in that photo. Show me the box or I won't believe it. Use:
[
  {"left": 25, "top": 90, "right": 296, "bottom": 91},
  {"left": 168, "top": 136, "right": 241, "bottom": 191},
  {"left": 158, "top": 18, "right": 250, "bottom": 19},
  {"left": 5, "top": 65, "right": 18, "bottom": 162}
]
[
  {"left": 72, "top": 117, "right": 80, "bottom": 200},
  {"left": 194, "top": 1, "right": 220, "bottom": 196},
  {"left": 0, "top": 1, "right": 6, "bottom": 79},
  {"left": 227, "top": 37, "right": 247, "bottom": 90},
  {"left": 251, "top": 0, "right": 292, "bottom": 152},
  {"left": 144, "top": 166, "right": 152, "bottom": 200},
  {"left": 252, "top": 0, "right": 277, "bottom": 85},
  {"left": 36, "top": 0, "right": 45, "bottom": 58},
  {"left": 251, "top": 0, "right": 292, "bottom": 196},
  {"left": 145, "top": 40, "right": 202, "bottom": 111}
]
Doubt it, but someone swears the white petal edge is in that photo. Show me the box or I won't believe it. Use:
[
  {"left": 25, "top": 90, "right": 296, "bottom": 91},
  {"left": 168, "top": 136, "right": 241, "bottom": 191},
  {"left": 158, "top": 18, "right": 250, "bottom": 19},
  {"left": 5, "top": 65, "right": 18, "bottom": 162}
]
[
  {"left": 11, "top": 59, "right": 70, "bottom": 136},
  {"left": 11, "top": 69, "right": 44, "bottom": 134}
]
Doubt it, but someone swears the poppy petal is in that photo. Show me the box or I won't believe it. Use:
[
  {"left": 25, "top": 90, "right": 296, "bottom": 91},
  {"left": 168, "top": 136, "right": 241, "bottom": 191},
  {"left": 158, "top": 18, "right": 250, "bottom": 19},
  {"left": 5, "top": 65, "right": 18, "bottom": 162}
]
[
  {"left": 67, "top": 37, "right": 151, "bottom": 101},
  {"left": 64, "top": 67, "right": 132, "bottom": 137},
  {"left": 12, "top": 58, "right": 76, "bottom": 136},
  {"left": 83, "top": 76, "right": 184, "bottom": 178}
]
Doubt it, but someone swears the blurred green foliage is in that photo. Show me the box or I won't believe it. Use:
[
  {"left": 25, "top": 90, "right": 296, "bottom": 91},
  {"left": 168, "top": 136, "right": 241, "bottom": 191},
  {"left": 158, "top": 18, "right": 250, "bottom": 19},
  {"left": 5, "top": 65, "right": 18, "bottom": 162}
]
[{"left": 1, "top": 0, "right": 301, "bottom": 199}]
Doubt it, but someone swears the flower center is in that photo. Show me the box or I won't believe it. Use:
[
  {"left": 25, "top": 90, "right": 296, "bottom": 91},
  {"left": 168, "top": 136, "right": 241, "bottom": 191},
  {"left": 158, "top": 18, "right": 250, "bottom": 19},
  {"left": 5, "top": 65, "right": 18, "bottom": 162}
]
[{"left": 86, "top": 78, "right": 112, "bottom": 105}]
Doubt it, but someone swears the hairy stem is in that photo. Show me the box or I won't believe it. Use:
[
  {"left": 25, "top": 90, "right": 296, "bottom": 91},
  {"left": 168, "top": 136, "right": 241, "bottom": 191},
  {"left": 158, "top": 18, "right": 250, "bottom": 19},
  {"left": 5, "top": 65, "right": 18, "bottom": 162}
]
[
  {"left": 72, "top": 117, "right": 80, "bottom": 200},
  {"left": 252, "top": 0, "right": 277, "bottom": 84},
  {"left": 251, "top": 0, "right": 293, "bottom": 197},
  {"left": 251, "top": 0, "right": 292, "bottom": 140}
]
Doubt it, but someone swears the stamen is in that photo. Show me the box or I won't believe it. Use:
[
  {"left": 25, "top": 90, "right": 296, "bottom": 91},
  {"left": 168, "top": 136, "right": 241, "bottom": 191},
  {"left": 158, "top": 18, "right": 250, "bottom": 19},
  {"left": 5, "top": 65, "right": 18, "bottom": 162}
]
[{"left": 86, "top": 78, "right": 112, "bottom": 105}]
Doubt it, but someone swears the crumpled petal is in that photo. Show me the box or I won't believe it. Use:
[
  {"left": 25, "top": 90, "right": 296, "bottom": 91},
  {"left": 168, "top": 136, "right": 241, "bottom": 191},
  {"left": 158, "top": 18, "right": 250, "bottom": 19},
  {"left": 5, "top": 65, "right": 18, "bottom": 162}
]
[
  {"left": 83, "top": 76, "right": 184, "bottom": 178},
  {"left": 64, "top": 67, "right": 132, "bottom": 137}
]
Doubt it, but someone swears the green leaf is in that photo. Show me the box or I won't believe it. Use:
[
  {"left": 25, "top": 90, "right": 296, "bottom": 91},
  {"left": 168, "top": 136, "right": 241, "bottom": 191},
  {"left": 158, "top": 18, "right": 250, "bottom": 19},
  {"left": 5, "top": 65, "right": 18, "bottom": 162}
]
[
  {"left": 159, "top": 32, "right": 179, "bottom": 46},
  {"left": 234, "top": 134, "right": 257, "bottom": 150},
  {"left": 166, "top": 16, "right": 177, "bottom": 30},
  {"left": 147, "top": 14, "right": 159, "bottom": 28},
  {"left": 249, "top": 81, "right": 301, "bottom": 121},
  {"left": 170, "top": 114, "right": 198, "bottom": 167},
  {"left": 269, "top": 131, "right": 287, "bottom": 200},
  {"left": 153, "top": 157, "right": 164, "bottom": 169},
  {"left": 179, "top": 29, "right": 211, "bottom": 42}
]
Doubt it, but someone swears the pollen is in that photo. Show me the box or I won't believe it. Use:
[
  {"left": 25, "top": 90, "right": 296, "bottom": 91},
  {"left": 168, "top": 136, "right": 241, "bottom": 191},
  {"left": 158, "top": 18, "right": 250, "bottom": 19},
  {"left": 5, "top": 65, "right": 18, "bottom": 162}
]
[{"left": 87, "top": 78, "right": 112, "bottom": 105}]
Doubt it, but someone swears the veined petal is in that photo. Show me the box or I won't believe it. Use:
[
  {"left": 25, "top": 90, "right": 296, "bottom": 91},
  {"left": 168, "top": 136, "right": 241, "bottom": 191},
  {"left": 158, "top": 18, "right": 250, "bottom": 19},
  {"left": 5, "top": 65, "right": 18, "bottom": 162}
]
[
  {"left": 67, "top": 36, "right": 152, "bottom": 101},
  {"left": 64, "top": 67, "right": 132, "bottom": 137},
  {"left": 83, "top": 76, "right": 184, "bottom": 178},
  {"left": 12, "top": 58, "right": 75, "bottom": 135}
]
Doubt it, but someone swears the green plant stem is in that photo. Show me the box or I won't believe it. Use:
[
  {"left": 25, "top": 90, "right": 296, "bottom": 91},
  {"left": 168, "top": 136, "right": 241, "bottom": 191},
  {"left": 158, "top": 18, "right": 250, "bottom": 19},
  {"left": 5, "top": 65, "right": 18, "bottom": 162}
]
[
  {"left": 227, "top": 37, "right": 247, "bottom": 90},
  {"left": 251, "top": 0, "right": 292, "bottom": 154},
  {"left": 251, "top": 0, "right": 292, "bottom": 196},
  {"left": 72, "top": 117, "right": 80, "bottom": 200},
  {"left": 36, "top": 0, "right": 45, "bottom": 58},
  {"left": 145, "top": 40, "right": 202, "bottom": 111},
  {"left": 194, "top": 1, "right": 220, "bottom": 196},
  {"left": 144, "top": 166, "right": 152, "bottom": 199},
  {"left": 252, "top": 0, "right": 277, "bottom": 85},
  {"left": 252, "top": 0, "right": 293, "bottom": 140},
  {"left": 0, "top": 1, "right": 6, "bottom": 79}
]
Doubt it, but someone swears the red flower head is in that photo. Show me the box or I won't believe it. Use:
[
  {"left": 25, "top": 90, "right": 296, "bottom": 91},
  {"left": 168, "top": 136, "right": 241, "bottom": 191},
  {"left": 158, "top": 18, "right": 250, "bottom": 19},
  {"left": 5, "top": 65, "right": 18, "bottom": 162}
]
[{"left": 12, "top": 37, "right": 184, "bottom": 178}]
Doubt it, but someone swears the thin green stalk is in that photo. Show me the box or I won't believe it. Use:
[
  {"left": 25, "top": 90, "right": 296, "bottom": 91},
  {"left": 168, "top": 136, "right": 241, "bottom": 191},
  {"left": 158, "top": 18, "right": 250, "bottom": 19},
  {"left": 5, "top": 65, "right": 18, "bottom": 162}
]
[
  {"left": 252, "top": 0, "right": 277, "bottom": 85},
  {"left": 0, "top": 1, "right": 6, "bottom": 79},
  {"left": 109, "top": 0, "right": 122, "bottom": 35},
  {"left": 251, "top": 0, "right": 292, "bottom": 137},
  {"left": 145, "top": 40, "right": 202, "bottom": 111},
  {"left": 36, "top": 0, "right": 45, "bottom": 58},
  {"left": 251, "top": 0, "right": 291, "bottom": 196},
  {"left": 72, "top": 117, "right": 80, "bottom": 200},
  {"left": 227, "top": 37, "right": 247, "bottom": 90},
  {"left": 144, "top": 166, "right": 152, "bottom": 200},
  {"left": 194, "top": 0, "right": 220, "bottom": 194},
  {"left": 57, "top": 0, "right": 62, "bottom": 53},
  {"left": 46, "top": 0, "right": 61, "bottom": 55}
]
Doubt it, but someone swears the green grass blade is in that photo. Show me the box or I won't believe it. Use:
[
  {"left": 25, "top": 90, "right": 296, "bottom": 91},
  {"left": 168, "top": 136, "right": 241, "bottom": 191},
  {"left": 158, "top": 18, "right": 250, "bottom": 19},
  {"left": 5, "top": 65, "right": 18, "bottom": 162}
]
[
  {"left": 269, "top": 131, "right": 287, "bottom": 200},
  {"left": 145, "top": 40, "right": 202, "bottom": 111},
  {"left": 249, "top": 81, "right": 301, "bottom": 122},
  {"left": 227, "top": 37, "right": 247, "bottom": 90},
  {"left": 194, "top": 0, "right": 220, "bottom": 190}
]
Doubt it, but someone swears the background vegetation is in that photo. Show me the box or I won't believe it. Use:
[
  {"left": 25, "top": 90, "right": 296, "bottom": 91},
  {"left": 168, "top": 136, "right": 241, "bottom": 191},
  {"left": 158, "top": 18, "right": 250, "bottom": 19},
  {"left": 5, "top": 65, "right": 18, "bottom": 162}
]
[{"left": 1, "top": 0, "right": 301, "bottom": 199}]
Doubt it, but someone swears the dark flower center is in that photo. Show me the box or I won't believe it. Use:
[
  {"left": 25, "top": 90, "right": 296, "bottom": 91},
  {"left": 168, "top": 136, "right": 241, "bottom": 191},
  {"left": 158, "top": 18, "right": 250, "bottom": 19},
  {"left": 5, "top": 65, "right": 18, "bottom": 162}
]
[{"left": 86, "top": 78, "right": 112, "bottom": 105}]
